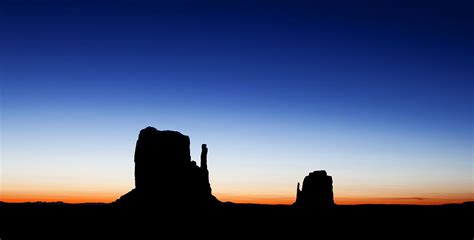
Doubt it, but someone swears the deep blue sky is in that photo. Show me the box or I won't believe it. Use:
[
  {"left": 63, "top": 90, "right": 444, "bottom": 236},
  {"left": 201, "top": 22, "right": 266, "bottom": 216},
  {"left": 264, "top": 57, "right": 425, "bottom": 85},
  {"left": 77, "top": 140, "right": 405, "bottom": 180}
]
[{"left": 1, "top": 0, "right": 472, "bottom": 203}]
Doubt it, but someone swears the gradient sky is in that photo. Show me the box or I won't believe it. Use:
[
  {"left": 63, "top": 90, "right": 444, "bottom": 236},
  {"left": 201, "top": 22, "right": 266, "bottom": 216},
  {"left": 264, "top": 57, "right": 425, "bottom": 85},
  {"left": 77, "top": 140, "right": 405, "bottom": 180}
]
[{"left": 1, "top": 0, "right": 473, "bottom": 204}]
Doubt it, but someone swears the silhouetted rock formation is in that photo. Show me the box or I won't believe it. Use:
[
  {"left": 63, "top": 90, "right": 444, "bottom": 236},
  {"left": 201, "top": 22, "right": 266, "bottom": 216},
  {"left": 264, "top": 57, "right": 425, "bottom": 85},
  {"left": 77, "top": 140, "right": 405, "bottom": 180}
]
[
  {"left": 201, "top": 144, "right": 208, "bottom": 171},
  {"left": 115, "top": 127, "right": 218, "bottom": 207},
  {"left": 294, "top": 170, "right": 334, "bottom": 207}
]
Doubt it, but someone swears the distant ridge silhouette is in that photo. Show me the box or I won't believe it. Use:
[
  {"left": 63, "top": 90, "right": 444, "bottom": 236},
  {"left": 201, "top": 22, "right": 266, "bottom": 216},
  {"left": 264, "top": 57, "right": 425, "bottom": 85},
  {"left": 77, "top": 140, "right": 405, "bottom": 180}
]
[{"left": 114, "top": 127, "right": 218, "bottom": 207}]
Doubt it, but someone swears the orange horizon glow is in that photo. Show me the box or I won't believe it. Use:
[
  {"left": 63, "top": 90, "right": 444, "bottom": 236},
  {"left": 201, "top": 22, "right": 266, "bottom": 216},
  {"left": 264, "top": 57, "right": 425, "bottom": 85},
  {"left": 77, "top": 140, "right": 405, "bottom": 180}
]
[
  {"left": 0, "top": 190, "right": 121, "bottom": 204},
  {"left": 2, "top": 192, "right": 472, "bottom": 205},
  {"left": 214, "top": 193, "right": 473, "bottom": 205}
]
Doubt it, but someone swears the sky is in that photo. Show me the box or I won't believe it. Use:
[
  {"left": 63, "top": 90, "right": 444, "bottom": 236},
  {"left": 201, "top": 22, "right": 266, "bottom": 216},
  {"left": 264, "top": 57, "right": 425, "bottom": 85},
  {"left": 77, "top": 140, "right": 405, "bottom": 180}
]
[{"left": 1, "top": 0, "right": 473, "bottom": 205}]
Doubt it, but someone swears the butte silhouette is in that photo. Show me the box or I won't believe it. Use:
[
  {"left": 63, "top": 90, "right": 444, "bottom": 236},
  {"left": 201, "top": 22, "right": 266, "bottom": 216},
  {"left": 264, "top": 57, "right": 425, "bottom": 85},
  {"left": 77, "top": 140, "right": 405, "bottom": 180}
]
[
  {"left": 294, "top": 170, "right": 335, "bottom": 207},
  {"left": 115, "top": 126, "right": 333, "bottom": 208},
  {"left": 115, "top": 126, "right": 218, "bottom": 207}
]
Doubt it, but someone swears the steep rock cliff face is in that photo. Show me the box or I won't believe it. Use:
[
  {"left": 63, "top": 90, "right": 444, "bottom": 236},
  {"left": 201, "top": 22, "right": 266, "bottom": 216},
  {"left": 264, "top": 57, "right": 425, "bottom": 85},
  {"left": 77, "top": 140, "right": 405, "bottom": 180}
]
[{"left": 115, "top": 127, "right": 218, "bottom": 207}]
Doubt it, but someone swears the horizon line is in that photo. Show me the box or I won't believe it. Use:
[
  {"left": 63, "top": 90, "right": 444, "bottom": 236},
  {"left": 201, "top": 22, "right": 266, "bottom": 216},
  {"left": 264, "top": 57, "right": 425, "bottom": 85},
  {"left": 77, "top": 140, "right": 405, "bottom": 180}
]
[{"left": 2, "top": 195, "right": 472, "bottom": 206}]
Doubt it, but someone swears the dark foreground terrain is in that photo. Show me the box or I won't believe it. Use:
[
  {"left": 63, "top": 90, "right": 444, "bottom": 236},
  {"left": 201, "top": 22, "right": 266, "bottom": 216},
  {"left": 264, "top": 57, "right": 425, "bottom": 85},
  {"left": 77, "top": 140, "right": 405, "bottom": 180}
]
[{"left": 0, "top": 201, "right": 472, "bottom": 239}]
